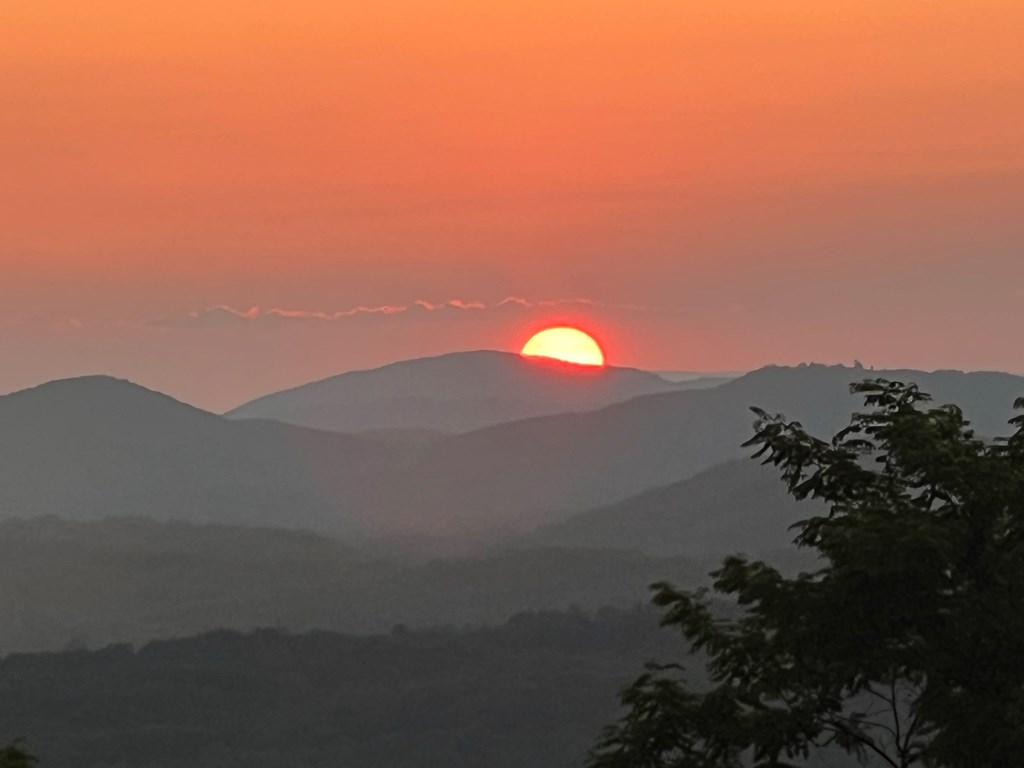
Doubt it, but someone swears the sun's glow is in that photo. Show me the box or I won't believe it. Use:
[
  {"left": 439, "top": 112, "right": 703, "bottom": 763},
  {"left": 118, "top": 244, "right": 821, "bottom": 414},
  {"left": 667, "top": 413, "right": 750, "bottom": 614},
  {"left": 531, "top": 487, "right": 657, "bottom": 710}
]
[{"left": 520, "top": 327, "right": 606, "bottom": 367}]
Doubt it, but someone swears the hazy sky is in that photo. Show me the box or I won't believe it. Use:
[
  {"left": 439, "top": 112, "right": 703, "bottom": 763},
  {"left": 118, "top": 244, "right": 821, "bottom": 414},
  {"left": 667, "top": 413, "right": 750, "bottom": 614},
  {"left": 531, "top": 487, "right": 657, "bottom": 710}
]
[{"left": 3, "top": 1, "right": 1023, "bottom": 410}]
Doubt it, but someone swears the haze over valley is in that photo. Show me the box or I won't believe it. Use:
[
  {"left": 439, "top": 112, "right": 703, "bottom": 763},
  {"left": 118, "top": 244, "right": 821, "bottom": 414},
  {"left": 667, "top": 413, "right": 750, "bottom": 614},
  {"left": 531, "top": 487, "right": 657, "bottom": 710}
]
[
  {"left": 2, "top": 356, "right": 1023, "bottom": 648},
  {"left": 4, "top": 1, "right": 1023, "bottom": 765},
  {"left": 3, "top": 350, "right": 1020, "bottom": 767}
]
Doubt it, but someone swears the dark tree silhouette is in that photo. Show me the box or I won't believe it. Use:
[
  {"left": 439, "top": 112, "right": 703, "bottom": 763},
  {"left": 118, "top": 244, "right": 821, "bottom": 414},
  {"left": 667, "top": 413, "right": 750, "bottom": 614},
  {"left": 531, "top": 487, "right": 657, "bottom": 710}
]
[
  {"left": 0, "top": 742, "right": 36, "bottom": 768},
  {"left": 590, "top": 381, "right": 1024, "bottom": 768}
]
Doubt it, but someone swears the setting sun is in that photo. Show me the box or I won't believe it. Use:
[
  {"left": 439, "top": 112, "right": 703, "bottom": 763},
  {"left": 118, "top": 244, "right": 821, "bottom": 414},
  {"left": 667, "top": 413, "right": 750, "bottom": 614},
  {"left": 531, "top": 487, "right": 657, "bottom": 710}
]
[{"left": 520, "top": 327, "right": 606, "bottom": 367}]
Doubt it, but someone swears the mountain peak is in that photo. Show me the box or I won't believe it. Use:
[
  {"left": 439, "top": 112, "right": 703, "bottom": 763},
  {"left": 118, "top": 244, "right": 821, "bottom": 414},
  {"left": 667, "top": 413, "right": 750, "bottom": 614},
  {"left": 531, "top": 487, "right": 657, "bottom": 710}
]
[
  {"left": 225, "top": 349, "right": 681, "bottom": 433},
  {"left": 0, "top": 375, "right": 216, "bottom": 432},
  {"left": 13, "top": 373, "right": 133, "bottom": 390}
]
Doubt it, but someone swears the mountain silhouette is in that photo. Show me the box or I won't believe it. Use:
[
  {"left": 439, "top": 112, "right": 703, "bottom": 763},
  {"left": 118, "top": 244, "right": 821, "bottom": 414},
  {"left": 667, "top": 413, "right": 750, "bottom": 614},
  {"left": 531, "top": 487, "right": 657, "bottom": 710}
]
[
  {"left": 0, "top": 375, "right": 407, "bottom": 531},
  {"left": 3, "top": 365, "right": 1022, "bottom": 540},
  {"left": 527, "top": 459, "right": 818, "bottom": 557},
  {"left": 226, "top": 350, "right": 685, "bottom": 433},
  {"left": 0, "top": 516, "right": 703, "bottom": 654},
  {"left": 335, "top": 364, "right": 1022, "bottom": 536}
]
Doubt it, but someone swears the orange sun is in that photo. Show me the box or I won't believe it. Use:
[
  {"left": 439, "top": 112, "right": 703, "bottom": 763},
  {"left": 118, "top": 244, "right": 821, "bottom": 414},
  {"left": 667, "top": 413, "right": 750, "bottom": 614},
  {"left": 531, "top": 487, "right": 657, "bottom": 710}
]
[{"left": 520, "top": 327, "right": 606, "bottom": 367}]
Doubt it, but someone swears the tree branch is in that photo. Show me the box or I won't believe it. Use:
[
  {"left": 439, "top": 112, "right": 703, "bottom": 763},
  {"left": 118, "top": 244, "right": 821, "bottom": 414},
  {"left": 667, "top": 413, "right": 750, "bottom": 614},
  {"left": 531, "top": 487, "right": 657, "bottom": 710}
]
[{"left": 822, "top": 718, "right": 900, "bottom": 768}]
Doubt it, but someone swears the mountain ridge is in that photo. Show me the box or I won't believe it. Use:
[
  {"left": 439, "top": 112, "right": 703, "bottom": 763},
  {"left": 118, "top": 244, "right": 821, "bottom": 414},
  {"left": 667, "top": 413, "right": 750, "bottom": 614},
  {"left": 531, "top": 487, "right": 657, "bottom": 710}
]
[
  {"left": 3, "top": 363, "right": 1022, "bottom": 540},
  {"left": 0, "top": 515, "right": 704, "bottom": 654},
  {"left": 225, "top": 349, "right": 688, "bottom": 434},
  {"left": 526, "top": 458, "right": 819, "bottom": 558}
]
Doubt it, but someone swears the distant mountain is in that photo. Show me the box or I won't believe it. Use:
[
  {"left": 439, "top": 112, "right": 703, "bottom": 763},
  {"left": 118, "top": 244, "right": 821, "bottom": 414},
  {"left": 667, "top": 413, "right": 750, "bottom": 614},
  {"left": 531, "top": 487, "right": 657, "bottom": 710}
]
[
  {"left": 2, "top": 365, "right": 1022, "bottom": 541},
  {"left": 349, "top": 364, "right": 1024, "bottom": 535},
  {"left": 0, "top": 376, "right": 408, "bottom": 531},
  {"left": 225, "top": 350, "right": 688, "bottom": 433},
  {"left": 655, "top": 371, "right": 743, "bottom": 387},
  {"left": 527, "top": 459, "right": 821, "bottom": 558},
  {"left": 0, "top": 516, "right": 705, "bottom": 654}
]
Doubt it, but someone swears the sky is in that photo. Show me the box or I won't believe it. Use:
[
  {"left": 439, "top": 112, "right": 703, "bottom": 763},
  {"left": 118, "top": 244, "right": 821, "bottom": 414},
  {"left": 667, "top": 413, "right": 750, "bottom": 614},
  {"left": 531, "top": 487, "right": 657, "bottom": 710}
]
[{"left": 2, "top": 0, "right": 1023, "bottom": 411}]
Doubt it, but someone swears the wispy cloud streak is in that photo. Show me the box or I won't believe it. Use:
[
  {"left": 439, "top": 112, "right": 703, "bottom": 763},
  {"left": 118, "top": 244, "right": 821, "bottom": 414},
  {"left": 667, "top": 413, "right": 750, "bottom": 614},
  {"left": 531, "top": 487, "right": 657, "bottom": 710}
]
[
  {"left": 146, "top": 297, "right": 680, "bottom": 329},
  {"left": 2, "top": 315, "right": 84, "bottom": 331}
]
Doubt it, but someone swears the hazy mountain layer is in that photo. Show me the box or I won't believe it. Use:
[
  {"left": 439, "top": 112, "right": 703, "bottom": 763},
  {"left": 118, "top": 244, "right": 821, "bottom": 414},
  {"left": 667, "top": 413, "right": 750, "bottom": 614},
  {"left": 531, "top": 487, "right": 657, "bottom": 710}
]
[
  {"left": 527, "top": 459, "right": 821, "bottom": 558},
  {"left": 226, "top": 349, "right": 686, "bottom": 433},
  {"left": 2, "top": 364, "right": 1021, "bottom": 539},
  {"left": 0, "top": 375, "right": 410, "bottom": 531},
  {"left": 0, "top": 517, "right": 706, "bottom": 654},
  {"left": 354, "top": 364, "right": 1024, "bottom": 534}
]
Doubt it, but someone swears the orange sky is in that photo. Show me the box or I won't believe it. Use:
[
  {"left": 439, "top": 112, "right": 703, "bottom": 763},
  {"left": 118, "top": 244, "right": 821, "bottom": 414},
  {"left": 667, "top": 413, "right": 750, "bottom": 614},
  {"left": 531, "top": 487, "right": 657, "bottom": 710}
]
[{"left": 2, "top": 1, "right": 1024, "bottom": 409}]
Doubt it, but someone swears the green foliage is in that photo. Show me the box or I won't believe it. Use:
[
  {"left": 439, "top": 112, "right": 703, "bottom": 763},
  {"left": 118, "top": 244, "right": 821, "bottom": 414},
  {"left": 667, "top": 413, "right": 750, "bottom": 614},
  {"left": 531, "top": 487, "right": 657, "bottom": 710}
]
[
  {"left": 0, "top": 742, "right": 36, "bottom": 768},
  {"left": 590, "top": 380, "right": 1024, "bottom": 768}
]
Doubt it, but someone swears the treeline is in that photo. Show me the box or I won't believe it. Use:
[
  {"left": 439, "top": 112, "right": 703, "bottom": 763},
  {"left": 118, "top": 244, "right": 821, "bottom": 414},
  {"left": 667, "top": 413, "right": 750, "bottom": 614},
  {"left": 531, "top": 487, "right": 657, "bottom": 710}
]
[{"left": 0, "top": 607, "right": 679, "bottom": 768}]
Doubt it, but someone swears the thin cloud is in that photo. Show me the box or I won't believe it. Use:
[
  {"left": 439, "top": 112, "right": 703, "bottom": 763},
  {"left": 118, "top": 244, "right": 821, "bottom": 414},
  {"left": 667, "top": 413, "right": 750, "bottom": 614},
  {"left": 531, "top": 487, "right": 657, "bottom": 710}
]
[
  {"left": 145, "top": 297, "right": 681, "bottom": 329},
  {"left": 3, "top": 315, "right": 84, "bottom": 330},
  {"left": 148, "top": 303, "right": 412, "bottom": 328}
]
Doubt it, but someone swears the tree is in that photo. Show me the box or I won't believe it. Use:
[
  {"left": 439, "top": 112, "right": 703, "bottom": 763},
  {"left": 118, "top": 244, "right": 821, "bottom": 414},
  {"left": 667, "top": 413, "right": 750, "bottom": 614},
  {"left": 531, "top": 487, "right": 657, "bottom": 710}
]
[
  {"left": 590, "top": 380, "right": 1024, "bottom": 768},
  {"left": 0, "top": 742, "right": 36, "bottom": 768}
]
